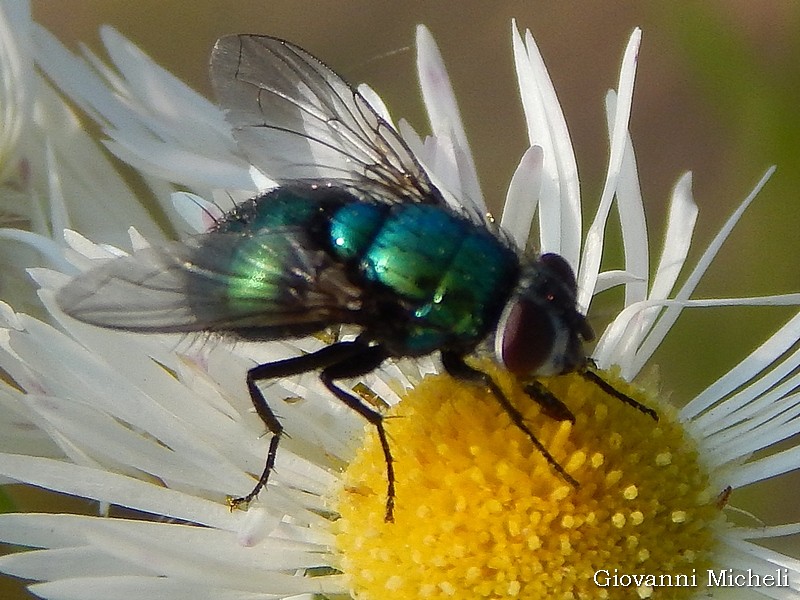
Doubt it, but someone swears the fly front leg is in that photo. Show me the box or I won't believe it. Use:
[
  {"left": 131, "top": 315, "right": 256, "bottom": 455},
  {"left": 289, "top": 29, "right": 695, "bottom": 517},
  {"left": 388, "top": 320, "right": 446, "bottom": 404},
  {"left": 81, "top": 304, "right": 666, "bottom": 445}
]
[
  {"left": 440, "top": 351, "right": 578, "bottom": 487},
  {"left": 581, "top": 368, "right": 658, "bottom": 421},
  {"left": 523, "top": 379, "right": 575, "bottom": 423},
  {"left": 230, "top": 340, "right": 368, "bottom": 509}
]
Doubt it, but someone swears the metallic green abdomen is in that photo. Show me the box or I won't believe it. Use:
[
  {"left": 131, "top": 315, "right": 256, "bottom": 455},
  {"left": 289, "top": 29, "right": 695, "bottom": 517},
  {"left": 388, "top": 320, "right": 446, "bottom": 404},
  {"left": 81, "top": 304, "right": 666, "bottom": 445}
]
[{"left": 217, "top": 188, "right": 352, "bottom": 311}]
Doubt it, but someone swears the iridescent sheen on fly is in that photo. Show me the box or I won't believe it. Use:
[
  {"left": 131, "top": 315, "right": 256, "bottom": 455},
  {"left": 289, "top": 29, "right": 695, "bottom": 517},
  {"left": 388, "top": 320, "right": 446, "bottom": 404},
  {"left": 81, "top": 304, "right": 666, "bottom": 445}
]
[{"left": 56, "top": 34, "right": 655, "bottom": 521}]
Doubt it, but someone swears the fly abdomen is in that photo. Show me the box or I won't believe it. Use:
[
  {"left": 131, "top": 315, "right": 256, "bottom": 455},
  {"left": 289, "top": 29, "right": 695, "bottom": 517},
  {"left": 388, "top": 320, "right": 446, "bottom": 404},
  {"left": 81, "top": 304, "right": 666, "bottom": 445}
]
[{"left": 212, "top": 188, "right": 349, "bottom": 311}]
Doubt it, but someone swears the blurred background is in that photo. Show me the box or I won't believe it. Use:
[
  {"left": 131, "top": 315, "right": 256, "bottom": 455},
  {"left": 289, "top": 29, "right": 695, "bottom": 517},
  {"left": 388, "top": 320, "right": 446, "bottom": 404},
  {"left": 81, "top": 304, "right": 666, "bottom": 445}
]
[{"left": 3, "top": 1, "right": 799, "bottom": 597}]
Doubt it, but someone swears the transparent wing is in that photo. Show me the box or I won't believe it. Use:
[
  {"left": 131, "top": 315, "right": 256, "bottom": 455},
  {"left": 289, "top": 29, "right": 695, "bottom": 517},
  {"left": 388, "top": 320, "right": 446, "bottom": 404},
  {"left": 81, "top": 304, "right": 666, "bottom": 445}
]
[
  {"left": 56, "top": 230, "right": 363, "bottom": 338},
  {"left": 211, "top": 34, "right": 449, "bottom": 209}
]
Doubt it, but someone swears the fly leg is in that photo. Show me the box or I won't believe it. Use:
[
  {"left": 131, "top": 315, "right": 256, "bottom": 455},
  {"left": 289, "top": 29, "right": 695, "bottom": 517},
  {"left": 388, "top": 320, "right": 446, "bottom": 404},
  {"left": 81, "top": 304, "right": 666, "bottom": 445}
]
[
  {"left": 523, "top": 380, "right": 576, "bottom": 423},
  {"left": 581, "top": 369, "right": 658, "bottom": 421},
  {"left": 231, "top": 340, "right": 368, "bottom": 509},
  {"left": 441, "top": 351, "right": 578, "bottom": 487},
  {"left": 318, "top": 343, "right": 395, "bottom": 521}
]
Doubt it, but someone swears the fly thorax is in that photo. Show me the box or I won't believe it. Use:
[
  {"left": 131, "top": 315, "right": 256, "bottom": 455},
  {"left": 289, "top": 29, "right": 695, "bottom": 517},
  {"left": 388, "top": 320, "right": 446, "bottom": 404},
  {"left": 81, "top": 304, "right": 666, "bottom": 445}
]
[
  {"left": 353, "top": 203, "right": 519, "bottom": 356},
  {"left": 494, "top": 253, "right": 592, "bottom": 377}
]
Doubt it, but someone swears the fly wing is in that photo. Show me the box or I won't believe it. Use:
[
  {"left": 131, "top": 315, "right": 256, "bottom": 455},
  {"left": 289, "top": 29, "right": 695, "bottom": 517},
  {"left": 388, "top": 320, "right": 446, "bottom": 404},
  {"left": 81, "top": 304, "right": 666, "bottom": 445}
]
[
  {"left": 211, "top": 34, "right": 445, "bottom": 208},
  {"left": 56, "top": 229, "right": 363, "bottom": 339}
]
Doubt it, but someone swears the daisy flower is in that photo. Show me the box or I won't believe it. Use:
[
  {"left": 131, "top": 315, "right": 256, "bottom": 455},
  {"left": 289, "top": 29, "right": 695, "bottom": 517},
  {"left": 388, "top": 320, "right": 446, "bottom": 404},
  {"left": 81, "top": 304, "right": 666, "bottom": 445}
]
[{"left": 1, "top": 15, "right": 800, "bottom": 600}]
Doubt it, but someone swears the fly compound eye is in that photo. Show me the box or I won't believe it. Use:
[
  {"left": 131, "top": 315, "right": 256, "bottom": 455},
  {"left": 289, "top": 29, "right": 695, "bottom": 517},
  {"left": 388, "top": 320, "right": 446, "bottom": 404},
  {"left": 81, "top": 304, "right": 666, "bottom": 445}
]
[{"left": 495, "top": 299, "right": 555, "bottom": 376}]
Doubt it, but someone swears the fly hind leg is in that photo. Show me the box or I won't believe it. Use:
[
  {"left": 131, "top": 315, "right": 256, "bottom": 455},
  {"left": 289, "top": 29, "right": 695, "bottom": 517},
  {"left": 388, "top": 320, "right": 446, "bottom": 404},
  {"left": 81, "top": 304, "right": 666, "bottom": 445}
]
[
  {"left": 230, "top": 340, "right": 368, "bottom": 509},
  {"left": 318, "top": 343, "right": 395, "bottom": 521}
]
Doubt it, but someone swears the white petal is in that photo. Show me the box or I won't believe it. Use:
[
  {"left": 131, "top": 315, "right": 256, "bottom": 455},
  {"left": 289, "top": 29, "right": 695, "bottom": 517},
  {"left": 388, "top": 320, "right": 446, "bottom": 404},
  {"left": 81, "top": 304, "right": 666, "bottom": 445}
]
[
  {"left": 0, "top": 229, "right": 73, "bottom": 273},
  {"left": 0, "top": 512, "right": 342, "bottom": 596},
  {"left": 719, "top": 536, "right": 800, "bottom": 598},
  {"left": 723, "top": 424, "right": 800, "bottom": 483},
  {"left": 23, "top": 393, "right": 239, "bottom": 491},
  {"left": 127, "top": 227, "right": 149, "bottom": 251},
  {"left": 398, "top": 118, "right": 424, "bottom": 153},
  {"left": 102, "top": 137, "right": 254, "bottom": 192},
  {"left": 577, "top": 29, "right": 641, "bottom": 311},
  {"left": 734, "top": 523, "right": 800, "bottom": 540},
  {"left": 4, "top": 309, "right": 260, "bottom": 488},
  {"left": 0, "top": 383, "right": 60, "bottom": 466},
  {"left": 0, "top": 455, "right": 239, "bottom": 529},
  {"left": 398, "top": 119, "right": 476, "bottom": 221},
  {"left": 43, "top": 141, "right": 69, "bottom": 236},
  {"left": 649, "top": 172, "right": 698, "bottom": 300},
  {"left": 29, "top": 577, "right": 249, "bottom": 600},
  {"left": 98, "top": 26, "right": 228, "bottom": 142},
  {"left": 0, "top": 1, "right": 32, "bottom": 168},
  {"left": 511, "top": 20, "right": 581, "bottom": 263},
  {"left": 80, "top": 520, "right": 329, "bottom": 586},
  {"left": 605, "top": 91, "right": 648, "bottom": 307},
  {"left": 0, "top": 546, "right": 145, "bottom": 581},
  {"left": 32, "top": 577, "right": 328, "bottom": 600},
  {"left": 594, "top": 294, "right": 800, "bottom": 374},
  {"left": 601, "top": 173, "right": 698, "bottom": 370},
  {"left": 415, "top": 24, "right": 486, "bottom": 216},
  {"left": 695, "top": 347, "right": 800, "bottom": 442},
  {"left": 33, "top": 24, "right": 253, "bottom": 215},
  {"left": 701, "top": 374, "right": 800, "bottom": 464},
  {"left": 631, "top": 167, "right": 777, "bottom": 376},
  {"left": 33, "top": 81, "right": 165, "bottom": 244},
  {"left": 593, "top": 269, "right": 644, "bottom": 293},
  {"left": 683, "top": 304, "right": 800, "bottom": 421},
  {"left": 501, "top": 145, "right": 543, "bottom": 248}
]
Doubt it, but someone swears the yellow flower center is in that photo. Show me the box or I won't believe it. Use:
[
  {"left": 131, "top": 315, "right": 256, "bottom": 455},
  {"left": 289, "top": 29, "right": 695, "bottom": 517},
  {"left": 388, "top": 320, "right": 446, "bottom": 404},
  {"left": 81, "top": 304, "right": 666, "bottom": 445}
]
[{"left": 333, "top": 366, "right": 725, "bottom": 600}]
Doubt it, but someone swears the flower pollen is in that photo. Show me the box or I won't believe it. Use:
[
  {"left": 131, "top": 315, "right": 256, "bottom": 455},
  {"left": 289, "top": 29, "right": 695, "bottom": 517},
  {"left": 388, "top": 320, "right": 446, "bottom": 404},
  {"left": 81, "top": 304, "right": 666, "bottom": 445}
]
[{"left": 334, "top": 366, "right": 724, "bottom": 599}]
